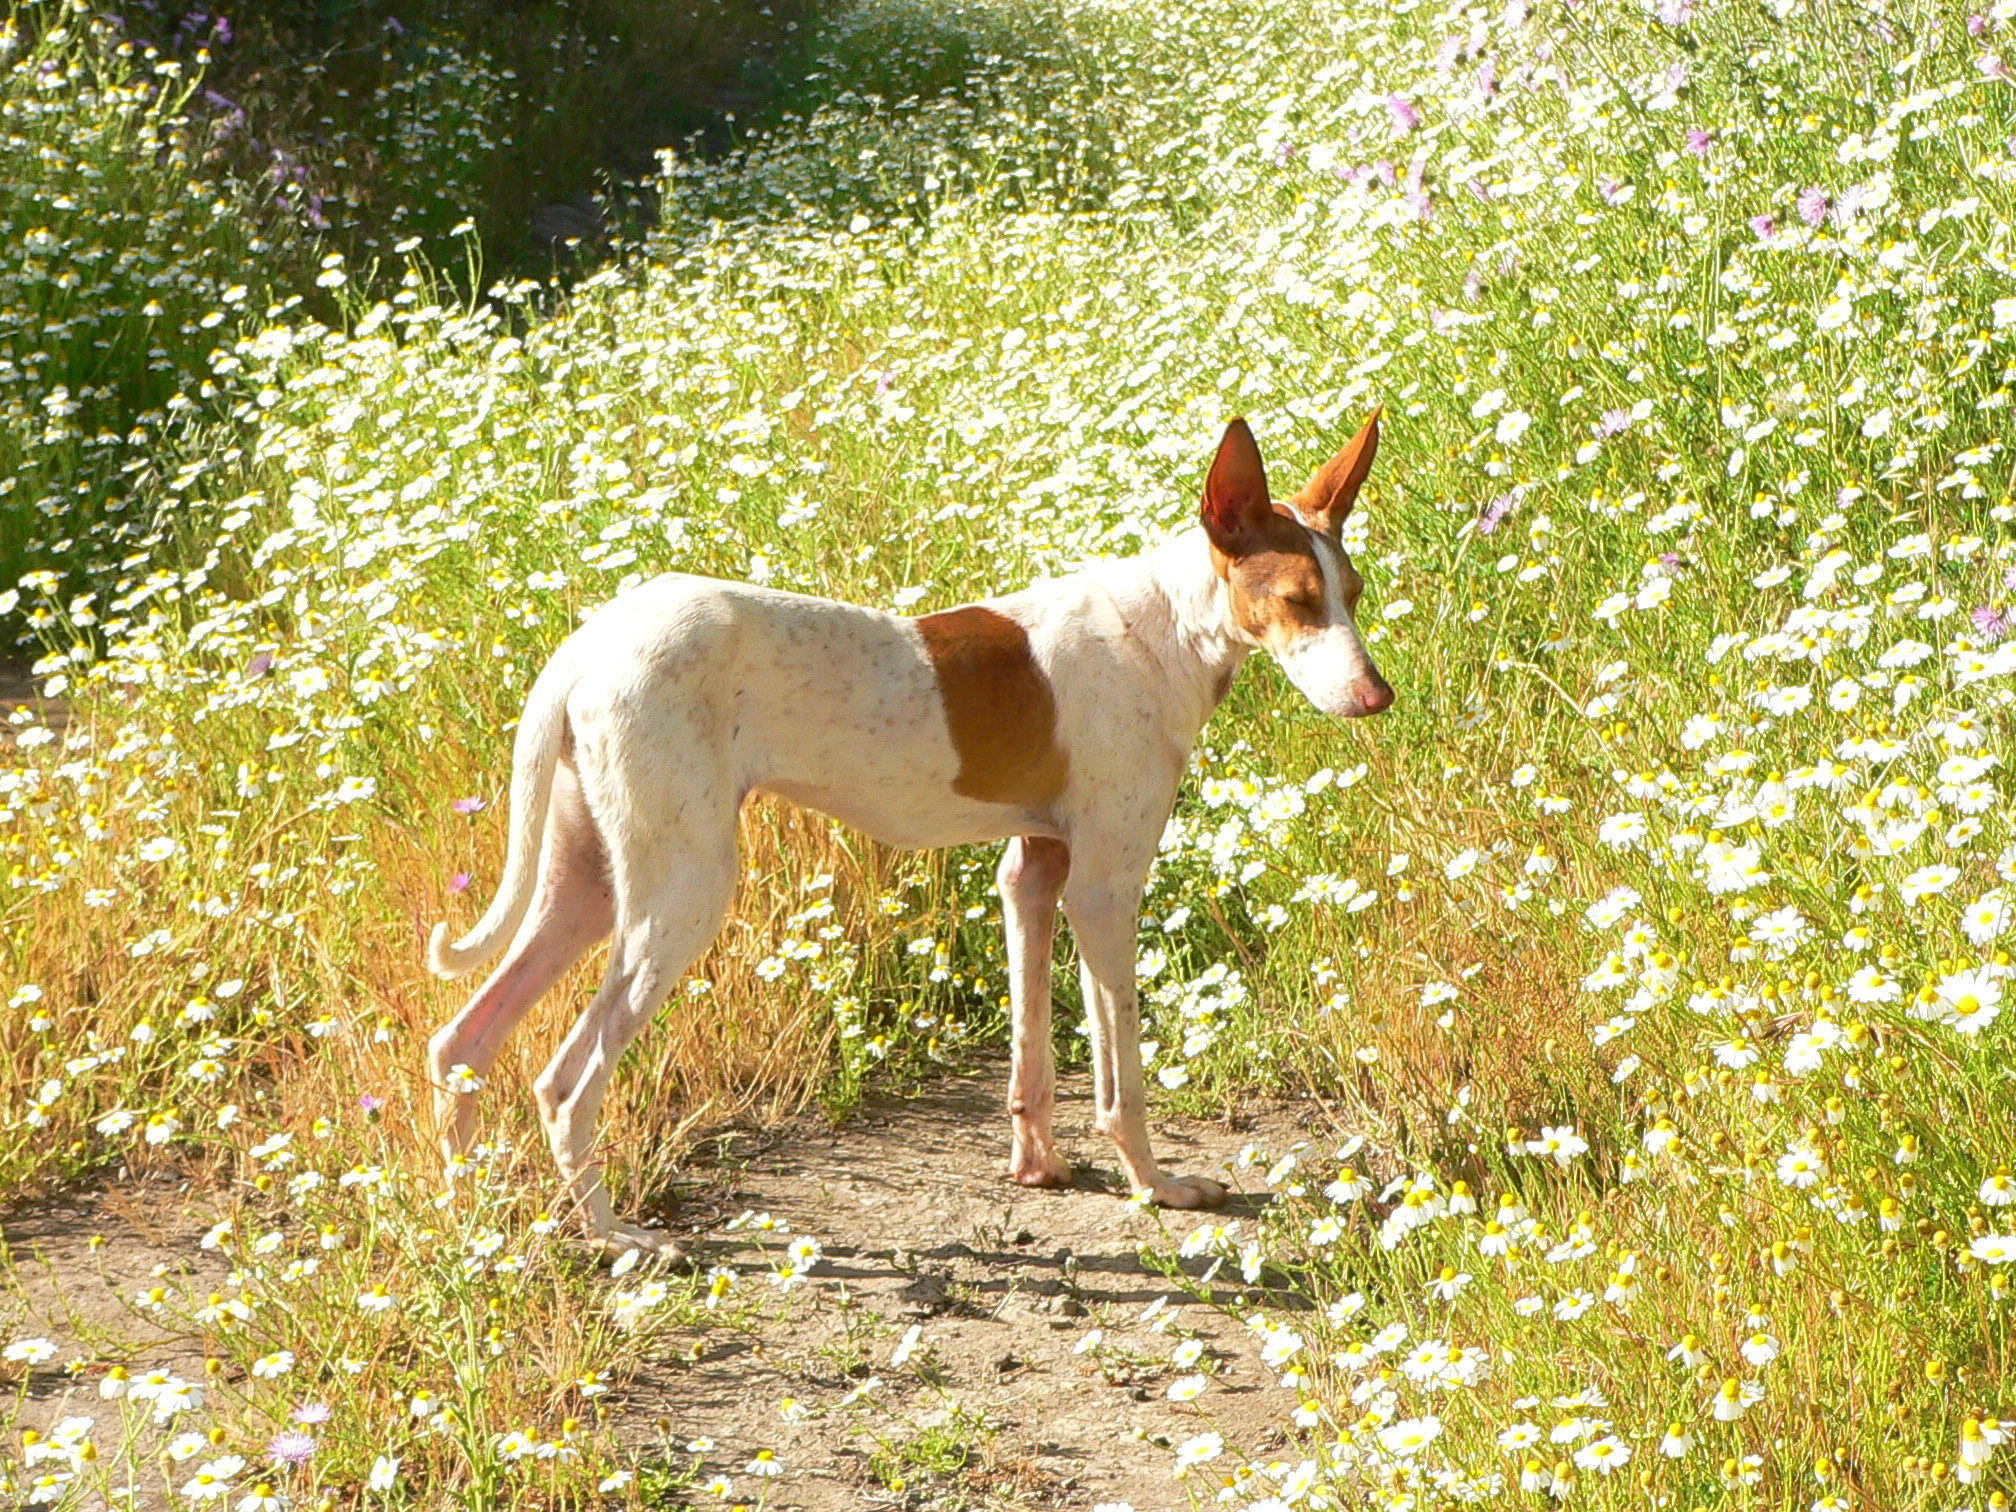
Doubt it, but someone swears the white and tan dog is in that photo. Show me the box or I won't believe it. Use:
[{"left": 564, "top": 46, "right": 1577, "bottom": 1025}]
[{"left": 427, "top": 412, "right": 1392, "bottom": 1257}]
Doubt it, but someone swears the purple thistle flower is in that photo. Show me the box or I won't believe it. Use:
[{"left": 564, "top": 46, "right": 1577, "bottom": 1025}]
[
  {"left": 1599, "top": 175, "right": 1630, "bottom": 205},
  {"left": 1373, "top": 159, "right": 1398, "bottom": 188},
  {"left": 212, "top": 15, "right": 232, "bottom": 45},
  {"left": 1749, "top": 213, "right": 1777, "bottom": 242},
  {"left": 244, "top": 650, "right": 274, "bottom": 680},
  {"left": 1659, "top": 552, "right": 1683, "bottom": 571},
  {"left": 1478, "top": 493, "right": 1517, "bottom": 534},
  {"left": 358, "top": 1094, "right": 383, "bottom": 1117},
  {"left": 1274, "top": 138, "right": 1296, "bottom": 163},
  {"left": 2004, "top": 565, "right": 2016, "bottom": 592},
  {"left": 1476, "top": 60, "right": 1499, "bottom": 101},
  {"left": 1972, "top": 605, "right": 2011, "bottom": 643},
  {"left": 292, "top": 1402, "right": 332, "bottom": 1426},
  {"left": 1462, "top": 265, "right": 1485, "bottom": 302},
  {"left": 1980, "top": 52, "right": 2013, "bottom": 81},
  {"left": 451, "top": 796, "right": 485, "bottom": 815},
  {"left": 1386, "top": 95, "right": 1422, "bottom": 133},
  {"left": 1655, "top": 0, "right": 1694, "bottom": 21},
  {"left": 267, "top": 1429, "right": 317, "bottom": 1467},
  {"left": 1435, "top": 34, "right": 1463, "bottom": 72},
  {"left": 1408, "top": 191, "right": 1434, "bottom": 222},
  {"left": 1596, "top": 408, "right": 1632, "bottom": 439},
  {"left": 1795, "top": 186, "right": 1831, "bottom": 227},
  {"left": 1968, "top": 14, "right": 1989, "bottom": 36},
  {"left": 1684, "top": 128, "right": 1712, "bottom": 156},
  {"left": 1430, "top": 308, "right": 1458, "bottom": 334},
  {"left": 450, "top": 871, "right": 473, "bottom": 894}
]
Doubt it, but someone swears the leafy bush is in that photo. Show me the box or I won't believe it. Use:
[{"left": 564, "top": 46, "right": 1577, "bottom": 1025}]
[{"left": 0, "top": 0, "right": 297, "bottom": 586}]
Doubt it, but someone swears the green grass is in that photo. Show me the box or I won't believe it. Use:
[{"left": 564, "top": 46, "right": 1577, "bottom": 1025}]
[{"left": 4, "top": 0, "right": 2016, "bottom": 1504}]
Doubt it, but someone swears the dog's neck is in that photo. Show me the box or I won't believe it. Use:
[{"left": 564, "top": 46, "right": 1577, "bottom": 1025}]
[{"left": 1085, "top": 525, "right": 1254, "bottom": 737}]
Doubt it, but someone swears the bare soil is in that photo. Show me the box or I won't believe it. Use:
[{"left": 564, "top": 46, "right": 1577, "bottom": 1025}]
[
  {"left": 628, "top": 1071, "right": 1319, "bottom": 1509},
  {"left": 2, "top": 1072, "right": 1328, "bottom": 1511}
]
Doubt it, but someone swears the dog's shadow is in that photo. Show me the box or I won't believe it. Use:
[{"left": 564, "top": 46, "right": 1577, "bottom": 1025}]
[{"left": 631, "top": 1067, "right": 1285, "bottom": 1309}]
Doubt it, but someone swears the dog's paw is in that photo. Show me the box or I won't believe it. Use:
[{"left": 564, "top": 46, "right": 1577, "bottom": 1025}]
[
  {"left": 1143, "top": 1173, "right": 1228, "bottom": 1209},
  {"left": 1007, "top": 1143, "right": 1073, "bottom": 1189},
  {"left": 602, "top": 1222, "right": 691, "bottom": 1268}
]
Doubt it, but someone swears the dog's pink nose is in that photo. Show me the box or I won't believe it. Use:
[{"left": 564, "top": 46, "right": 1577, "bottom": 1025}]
[{"left": 1358, "top": 678, "right": 1395, "bottom": 715}]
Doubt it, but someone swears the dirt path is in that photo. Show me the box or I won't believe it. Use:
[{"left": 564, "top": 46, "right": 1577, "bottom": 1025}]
[
  {"left": 636, "top": 1072, "right": 1317, "bottom": 1509},
  {"left": 2, "top": 1073, "right": 1326, "bottom": 1510}
]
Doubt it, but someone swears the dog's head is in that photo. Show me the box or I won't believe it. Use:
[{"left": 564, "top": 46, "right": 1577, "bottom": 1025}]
[{"left": 1200, "top": 412, "right": 1394, "bottom": 719}]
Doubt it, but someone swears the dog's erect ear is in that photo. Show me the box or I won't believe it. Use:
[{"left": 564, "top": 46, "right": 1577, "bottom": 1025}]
[
  {"left": 1200, "top": 418, "right": 1274, "bottom": 551},
  {"left": 1289, "top": 407, "right": 1381, "bottom": 535}
]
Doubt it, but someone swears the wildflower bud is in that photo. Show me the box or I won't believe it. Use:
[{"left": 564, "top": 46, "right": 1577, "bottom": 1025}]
[
  {"left": 255, "top": 1174, "right": 273, "bottom": 1193},
  {"left": 209, "top": 1426, "right": 226, "bottom": 1445},
  {"left": 205, "top": 1358, "right": 223, "bottom": 1377}
]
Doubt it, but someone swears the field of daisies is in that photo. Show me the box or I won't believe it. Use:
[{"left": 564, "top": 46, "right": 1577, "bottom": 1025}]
[{"left": 4, "top": 0, "right": 2016, "bottom": 1504}]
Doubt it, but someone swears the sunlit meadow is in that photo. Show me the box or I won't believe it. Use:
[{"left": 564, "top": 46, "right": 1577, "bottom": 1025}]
[{"left": 3, "top": 0, "right": 2016, "bottom": 1504}]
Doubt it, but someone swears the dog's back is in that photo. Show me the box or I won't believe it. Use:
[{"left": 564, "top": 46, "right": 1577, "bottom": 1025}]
[{"left": 561, "top": 573, "right": 1061, "bottom": 850}]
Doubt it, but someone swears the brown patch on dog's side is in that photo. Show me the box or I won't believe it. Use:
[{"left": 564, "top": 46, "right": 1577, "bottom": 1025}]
[{"left": 916, "top": 606, "right": 1069, "bottom": 809}]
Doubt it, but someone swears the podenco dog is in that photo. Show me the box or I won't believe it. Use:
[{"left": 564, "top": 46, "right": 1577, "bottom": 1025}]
[{"left": 427, "top": 413, "right": 1392, "bottom": 1257}]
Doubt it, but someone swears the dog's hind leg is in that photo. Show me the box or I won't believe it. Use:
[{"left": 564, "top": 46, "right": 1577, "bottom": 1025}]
[
  {"left": 427, "top": 761, "right": 613, "bottom": 1164},
  {"left": 998, "top": 836, "right": 1072, "bottom": 1188},
  {"left": 532, "top": 800, "right": 737, "bottom": 1262}
]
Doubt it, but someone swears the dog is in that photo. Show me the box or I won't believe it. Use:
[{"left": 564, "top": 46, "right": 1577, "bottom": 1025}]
[{"left": 426, "top": 412, "right": 1393, "bottom": 1257}]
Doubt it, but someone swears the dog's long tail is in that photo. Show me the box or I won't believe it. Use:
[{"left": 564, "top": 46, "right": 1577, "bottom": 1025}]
[{"left": 427, "top": 657, "right": 574, "bottom": 980}]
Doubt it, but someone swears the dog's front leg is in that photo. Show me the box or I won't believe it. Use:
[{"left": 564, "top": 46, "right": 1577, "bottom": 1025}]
[
  {"left": 998, "top": 836, "right": 1073, "bottom": 1188},
  {"left": 1064, "top": 876, "right": 1227, "bottom": 1210}
]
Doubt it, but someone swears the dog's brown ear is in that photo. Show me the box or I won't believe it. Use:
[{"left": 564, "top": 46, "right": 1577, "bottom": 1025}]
[
  {"left": 1201, "top": 418, "right": 1273, "bottom": 551},
  {"left": 1289, "top": 407, "right": 1381, "bottom": 534}
]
